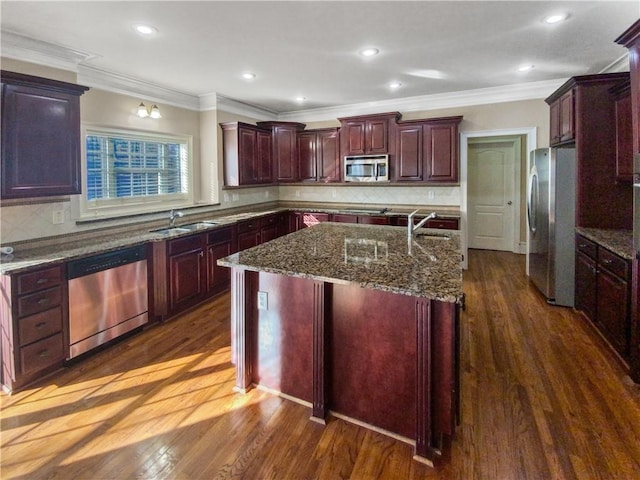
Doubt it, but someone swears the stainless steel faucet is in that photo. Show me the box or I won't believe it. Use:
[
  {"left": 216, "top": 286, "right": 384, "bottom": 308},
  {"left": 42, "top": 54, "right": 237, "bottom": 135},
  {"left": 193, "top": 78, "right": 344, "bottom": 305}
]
[
  {"left": 169, "top": 209, "right": 184, "bottom": 227},
  {"left": 407, "top": 209, "right": 437, "bottom": 241}
]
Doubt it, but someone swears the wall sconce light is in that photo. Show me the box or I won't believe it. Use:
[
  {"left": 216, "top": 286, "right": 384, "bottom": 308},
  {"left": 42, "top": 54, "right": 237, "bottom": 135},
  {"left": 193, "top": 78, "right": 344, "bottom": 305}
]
[{"left": 137, "top": 102, "right": 162, "bottom": 119}]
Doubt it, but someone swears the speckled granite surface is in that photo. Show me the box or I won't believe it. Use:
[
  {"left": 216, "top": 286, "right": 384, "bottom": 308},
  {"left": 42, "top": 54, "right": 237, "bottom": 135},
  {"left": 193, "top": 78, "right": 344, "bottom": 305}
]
[
  {"left": 218, "top": 222, "right": 463, "bottom": 303},
  {"left": 575, "top": 227, "right": 634, "bottom": 260}
]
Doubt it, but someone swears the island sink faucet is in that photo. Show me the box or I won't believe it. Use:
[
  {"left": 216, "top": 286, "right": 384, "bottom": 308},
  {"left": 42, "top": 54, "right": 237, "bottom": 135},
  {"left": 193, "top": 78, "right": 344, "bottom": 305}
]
[
  {"left": 169, "top": 209, "right": 184, "bottom": 227},
  {"left": 407, "top": 209, "right": 437, "bottom": 242}
]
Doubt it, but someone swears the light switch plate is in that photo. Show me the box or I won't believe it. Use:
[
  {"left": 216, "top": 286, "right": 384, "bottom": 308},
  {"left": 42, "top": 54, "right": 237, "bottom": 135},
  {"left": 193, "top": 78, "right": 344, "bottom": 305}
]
[{"left": 257, "top": 291, "right": 268, "bottom": 310}]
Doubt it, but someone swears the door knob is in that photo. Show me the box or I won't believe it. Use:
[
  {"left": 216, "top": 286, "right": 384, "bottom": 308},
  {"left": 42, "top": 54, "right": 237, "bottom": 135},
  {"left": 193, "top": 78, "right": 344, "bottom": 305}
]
[{"left": 507, "top": 201, "right": 513, "bottom": 205}]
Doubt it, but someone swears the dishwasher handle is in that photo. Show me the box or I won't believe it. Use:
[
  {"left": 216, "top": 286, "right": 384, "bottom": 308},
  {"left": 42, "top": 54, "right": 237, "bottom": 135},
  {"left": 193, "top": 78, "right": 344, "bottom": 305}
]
[{"left": 67, "top": 244, "right": 147, "bottom": 279}]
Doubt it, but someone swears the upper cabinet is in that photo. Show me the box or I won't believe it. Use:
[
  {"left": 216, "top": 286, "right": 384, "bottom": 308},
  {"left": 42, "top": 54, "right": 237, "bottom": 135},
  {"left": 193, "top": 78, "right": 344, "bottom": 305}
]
[
  {"left": 220, "top": 122, "right": 273, "bottom": 186},
  {"left": 258, "top": 121, "right": 306, "bottom": 183},
  {"left": 545, "top": 73, "right": 632, "bottom": 229},
  {"left": 616, "top": 20, "right": 640, "bottom": 157},
  {"left": 395, "top": 116, "right": 462, "bottom": 183},
  {"left": 338, "top": 112, "right": 400, "bottom": 156},
  {"left": 1, "top": 71, "right": 89, "bottom": 199},
  {"left": 298, "top": 128, "right": 340, "bottom": 183},
  {"left": 610, "top": 79, "right": 633, "bottom": 182}
]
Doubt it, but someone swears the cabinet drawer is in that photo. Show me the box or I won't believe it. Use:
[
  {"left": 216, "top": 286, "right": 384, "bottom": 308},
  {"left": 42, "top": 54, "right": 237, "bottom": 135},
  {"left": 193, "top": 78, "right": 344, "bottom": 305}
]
[
  {"left": 19, "top": 332, "right": 65, "bottom": 376},
  {"left": 17, "top": 286, "right": 62, "bottom": 318},
  {"left": 19, "top": 307, "right": 63, "bottom": 346},
  {"left": 168, "top": 234, "right": 202, "bottom": 255},
  {"left": 237, "top": 219, "right": 259, "bottom": 234},
  {"left": 598, "top": 248, "right": 629, "bottom": 280},
  {"left": 17, "top": 266, "right": 62, "bottom": 295},
  {"left": 425, "top": 218, "right": 459, "bottom": 230},
  {"left": 259, "top": 215, "right": 278, "bottom": 228},
  {"left": 207, "top": 227, "right": 233, "bottom": 245},
  {"left": 576, "top": 235, "right": 597, "bottom": 260}
]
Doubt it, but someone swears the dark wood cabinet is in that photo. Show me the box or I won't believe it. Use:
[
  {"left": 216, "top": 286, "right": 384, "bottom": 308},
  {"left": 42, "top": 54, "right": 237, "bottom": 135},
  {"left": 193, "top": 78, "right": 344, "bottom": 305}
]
[
  {"left": 1, "top": 71, "right": 89, "bottom": 199},
  {"left": 394, "top": 216, "right": 459, "bottom": 230},
  {"left": 168, "top": 235, "right": 206, "bottom": 313},
  {"left": 330, "top": 213, "right": 390, "bottom": 225},
  {"left": 206, "top": 227, "right": 235, "bottom": 295},
  {"left": 546, "top": 73, "right": 632, "bottom": 230},
  {"left": 575, "top": 234, "right": 632, "bottom": 361},
  {"left": 1, "top": 265, "right": 68, "bottom": 392},
  {"left": 220, "top": 122, "right": 273, "bottom": 186},
  {"left": 548, "top": 90, "right": 575, "bottom": 146},
  {"left": 237, "top": 213, "right": 287, "bottom": 251},
  {"left": 395, "top": 117, "right": 462, "bottom": 183},
  {"left": 338, "top": 112, "right": 400, "bottom": 156},
  {"left": 610, "top": 80, "right": 633, "bottom": 182},
  {"left": 258, "top": 122, "right": 306, "bottom": 183},
  {"left": 298, "top": 128, "right": 340, "bottom": 183},
  {"left": 290, "top": 212, "right": 330, "bottom": 231}
]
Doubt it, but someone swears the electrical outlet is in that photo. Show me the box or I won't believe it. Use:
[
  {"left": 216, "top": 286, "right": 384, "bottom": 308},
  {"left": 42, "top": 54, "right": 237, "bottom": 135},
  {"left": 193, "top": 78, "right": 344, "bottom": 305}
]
[
  {"left": 427, "top": 190, "right": 435, "bottom": 200},
  {"left": 232, "top": 193, "right": 239, "bottom": 201},
  {"left": 257, "top": 291, "right": 268, "bottom": 310},
  {"left": 223, "top": 192, "right": 230, "bottom": 202},
  {"left": 295, "top": 190, "right": 300, "bottom": 197},
  {"left": 52, "top": 210, "right": 64, "bottom": 224},
  {"left": 332, "top": 188, "right": 337, "bottom": 199},
  {"left": 265, "top": 190, "right": 270, "bottom": 198}
]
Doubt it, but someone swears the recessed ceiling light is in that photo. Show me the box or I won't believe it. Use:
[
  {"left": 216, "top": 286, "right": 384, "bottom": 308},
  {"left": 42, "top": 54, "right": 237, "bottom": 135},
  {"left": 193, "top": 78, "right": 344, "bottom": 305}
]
[
  {"left": 518, "top": 64, "right": 535, "bottom": 72},
  {"left": 544, "top": 13, "right": 568, "bottom": 24},
  {"left": 359, "top": 47, "right": 379, "bottom": 57},
  {"left": 242, "top": 72, "right": 256, "bottom": 80},
  {"left": 295, "top": 96, "right": 306, "bottom": 103},
  {"left": 389, "top": 82, "right": 402, "bottom": 89},
  {"left": 133, "top": 24, "right": 158, "bottom": 36}
]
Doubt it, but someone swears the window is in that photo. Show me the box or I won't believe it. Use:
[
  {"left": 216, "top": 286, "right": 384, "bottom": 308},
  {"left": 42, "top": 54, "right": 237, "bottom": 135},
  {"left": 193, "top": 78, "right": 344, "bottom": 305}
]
[{"left": 80, "top": 127, "right": 193, "bottom": 219}]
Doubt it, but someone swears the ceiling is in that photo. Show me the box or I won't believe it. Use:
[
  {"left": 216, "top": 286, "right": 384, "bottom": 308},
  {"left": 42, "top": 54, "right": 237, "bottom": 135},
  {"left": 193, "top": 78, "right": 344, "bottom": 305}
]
[{"left": 1, "top": 1, "right": 638, "bottom": 114}]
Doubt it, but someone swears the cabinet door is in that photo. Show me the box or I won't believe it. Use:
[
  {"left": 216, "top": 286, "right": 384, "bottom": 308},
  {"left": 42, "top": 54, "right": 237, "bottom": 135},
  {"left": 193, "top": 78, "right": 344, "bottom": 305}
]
[
  {"left": 367, "top": 118, "right": 388, "bottom": 154},
  {"left": 614, "top": 91, "right": 633, "bottom": 182},
  {"left": 549, "top": 99, "right": 561, "bottom": 145},
  {"left": 575, "top": 251, "right": 597, "bottom": 322},
  {"left": 298, "top": 131, "right": 317, "bottom": 181},
  {"left": 559, "top": 90, "right": 574, "bottom": 143},
  {"left": 2, "top": 84, "right": 81, "bottom": 198},
  {"left": 342, "top": 120, "right": 367, "bottom": 155},
  {"left": 597, "top": 267, "right": 630, "bottom": 356},
  {"left": 332, "top": 214, "right": 358, "bottom": 223},
  {"left": 257, "top": 130, "right": 273, "bottom": 184},
  {"left": 274, "top": 126, "right": 299, "bottom": 182},
  {"left": 396, "top": 124, "right": 423, "bottom": 181},
  {"left": 238, "top": 128, "right": 257, "bottom": 185},
  {"left": 358, "top": 215, "right": 390, "bottom": 225},
  {"left": 169, "top": 248, "right": 205, "bottom": 311},
  {"left": 424, "top": 123, "right": 458, "bottom": 183},
  {"left": 237, "top": 231, "right": 261, "bottom": 251},
  {"left": 207, "top": 242, "right": 232, "bottom": 294},
  {"left": 317, "top": 129, "right": 340, "bottom": 182}
]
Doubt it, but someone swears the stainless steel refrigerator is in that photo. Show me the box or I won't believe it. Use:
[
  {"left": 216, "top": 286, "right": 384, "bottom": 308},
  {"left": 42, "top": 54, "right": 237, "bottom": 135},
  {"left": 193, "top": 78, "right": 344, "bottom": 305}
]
[{"left": 527, "top": 147, "right": 576, "bottom": 306}]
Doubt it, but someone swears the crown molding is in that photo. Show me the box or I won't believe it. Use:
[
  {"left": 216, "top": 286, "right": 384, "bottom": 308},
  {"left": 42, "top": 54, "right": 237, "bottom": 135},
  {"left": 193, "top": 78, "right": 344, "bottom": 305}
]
[
  {"left": 599, "top": 53, "right": 630, "bottom": 73},
  {"left": 77, "top": 65, "right": 201, "bottom": 111},
  {"left": 276, "top": 79, "right": 568, "bottom": 123},
  {"left": 1, "top": 30, "right": 95, "bottom": 71},
  {"left": 214, "top": 94, "right": 277, "bottom": 120}
]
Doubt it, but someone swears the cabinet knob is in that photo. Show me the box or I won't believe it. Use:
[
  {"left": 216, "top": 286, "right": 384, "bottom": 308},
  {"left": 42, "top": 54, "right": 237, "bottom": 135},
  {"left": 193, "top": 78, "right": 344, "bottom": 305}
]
[
  {"left": 603, "top": 259, "right": 612, "bottom": 264},
  {"left": 36, "top": 322, "right": 47, "bottom": 329},
  {"left": 36, "top": 278, "right": 49, "bottom": 285},
  {"left": 37, "top": 298, "right": 49, "bottom": 305},
  {"left": 38, "top": 349, "right": 50, "bottom": 358}
]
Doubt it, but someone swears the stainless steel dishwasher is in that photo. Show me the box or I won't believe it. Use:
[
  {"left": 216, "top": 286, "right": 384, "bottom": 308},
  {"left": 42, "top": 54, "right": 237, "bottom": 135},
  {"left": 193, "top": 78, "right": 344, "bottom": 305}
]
[{"left": 67, "top": 244, "right": 148, "bottom": 359}]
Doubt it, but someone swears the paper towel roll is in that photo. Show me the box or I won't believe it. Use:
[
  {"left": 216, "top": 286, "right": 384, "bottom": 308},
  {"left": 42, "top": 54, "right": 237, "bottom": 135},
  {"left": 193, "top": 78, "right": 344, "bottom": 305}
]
[{"left": 0, "top": 246, "right": 14, "bottom": 255}]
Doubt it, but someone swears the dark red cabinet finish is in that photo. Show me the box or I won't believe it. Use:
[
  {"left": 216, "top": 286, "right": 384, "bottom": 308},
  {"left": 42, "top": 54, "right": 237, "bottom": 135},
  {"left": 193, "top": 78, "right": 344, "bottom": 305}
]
[
  {"left": 258, "top": 122, "right": 306, "bottom": 183},
  {"left": 395, "top": 117, "right": 462, "bottom": 183},
  {"left": 298, "top": 128, "right": 340, "bottom": 183},
  {"left": 220, "top": 122, "right": 273, "bottom": 186},
  {"left": 1, "top": 264, "right": 68, "bottom": 392},
  {"left": 548, "top": 90, "right": 575, "bottom": 146},
  {"left": 546, "top": 73, "right": 632, "bottom": 230},
  {"left": 1, "top": 71, "right": 88, "bottom": 199},
  {"left": 338, "top": 112, "right": 400, "bottom": 156},
  {"left": 610, "top": 79, "right": 633, "bottom": 182},
  {"left": 574, "top": 234, "right": 632, "bottom": 362}
]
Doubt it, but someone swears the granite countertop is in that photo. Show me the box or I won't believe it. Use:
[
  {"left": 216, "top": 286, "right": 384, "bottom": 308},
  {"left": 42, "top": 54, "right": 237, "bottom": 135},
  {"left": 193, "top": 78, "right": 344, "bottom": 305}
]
[
  {"left": 0, "top": 206, "right": 459, "bottom": 276},
  {"left": 575, "top": 227, "right": 634, "bottom": 260},
  {"left": 218, "top": 222, "right": 463, "bottom": 303}
]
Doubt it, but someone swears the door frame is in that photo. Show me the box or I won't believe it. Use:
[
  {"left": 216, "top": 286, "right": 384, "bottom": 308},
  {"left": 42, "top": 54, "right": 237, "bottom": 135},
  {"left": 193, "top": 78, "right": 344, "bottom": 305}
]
[{"left": 460, "top": 127, "right": 537, "bottom": 269}]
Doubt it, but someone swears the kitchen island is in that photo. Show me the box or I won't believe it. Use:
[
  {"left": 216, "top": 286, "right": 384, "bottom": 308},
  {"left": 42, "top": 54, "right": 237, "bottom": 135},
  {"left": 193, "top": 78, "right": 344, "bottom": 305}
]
[{"left": 218, "top": 222, "right": 463, "bottom": 465}]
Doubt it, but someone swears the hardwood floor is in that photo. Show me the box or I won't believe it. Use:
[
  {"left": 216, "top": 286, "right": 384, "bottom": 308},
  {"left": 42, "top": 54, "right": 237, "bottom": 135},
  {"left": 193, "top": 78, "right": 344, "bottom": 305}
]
[{"left": 2, "top": 249, "right": 640, "bottom": 479}]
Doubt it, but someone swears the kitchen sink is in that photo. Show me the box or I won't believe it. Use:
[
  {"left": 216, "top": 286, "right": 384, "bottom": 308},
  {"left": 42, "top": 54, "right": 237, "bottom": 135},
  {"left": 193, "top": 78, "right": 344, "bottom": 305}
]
[
  {"left": 183, "top": 221, "right": 219, "bottom": 230},
  {"left": 151, "top": 221, "right": 219, "bottom": 236},
  {"left": 152, "top": 227, "right": 193, "bottom": 235}
]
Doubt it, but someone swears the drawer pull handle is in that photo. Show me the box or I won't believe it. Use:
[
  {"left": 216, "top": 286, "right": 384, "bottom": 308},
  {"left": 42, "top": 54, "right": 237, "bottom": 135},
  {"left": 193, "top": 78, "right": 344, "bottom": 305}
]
[
  {"left": 579, "top": 244, "right": 588, "bottom": 248},
  {"left": 38, "top": 349, "right": 50, "bottom": 358},
  {"left": 603, "top": 259, "right": 612, "bottom": 264},
  {"left": 37, "top": 299, "right": 49, "bottom": 305},
  {"left": 36, "top": 278, "right": 49, "bottom": 285},
  {"left": 36, "top": 322, "right": 47, "bottom": 329}
]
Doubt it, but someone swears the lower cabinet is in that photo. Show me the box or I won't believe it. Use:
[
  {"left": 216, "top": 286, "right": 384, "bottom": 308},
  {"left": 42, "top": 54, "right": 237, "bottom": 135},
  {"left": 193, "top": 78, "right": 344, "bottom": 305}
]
[
  {"left": 331, "top": 214, "right": 391, "bottom": 225},
  {"left": 1, "top": 264, "right": 68, "bottom": 392},
  {"left": 290, "top": 212, "right": 330, "bottom": 231},
  {"left": 394, "top": 216, "right": 460, "bottom": 230},
  {"left": 237, "top": 213, "right": 288, "bottom": 250},
  {"left": 575, "top": 234, "right": 632, "bottom": 361}
]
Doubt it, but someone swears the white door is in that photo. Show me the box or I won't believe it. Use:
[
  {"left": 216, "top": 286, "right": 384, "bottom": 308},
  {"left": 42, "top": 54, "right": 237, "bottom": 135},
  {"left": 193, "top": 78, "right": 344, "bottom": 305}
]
[{"left": 467, "top": 136, "right": 520, "bottom": 251}]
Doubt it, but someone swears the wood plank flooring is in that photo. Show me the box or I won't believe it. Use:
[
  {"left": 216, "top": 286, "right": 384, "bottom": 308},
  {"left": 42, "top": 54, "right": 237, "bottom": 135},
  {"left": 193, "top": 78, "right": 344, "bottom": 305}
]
[{"left": 2, "top": 249, "right": 640, "bottom": 479}]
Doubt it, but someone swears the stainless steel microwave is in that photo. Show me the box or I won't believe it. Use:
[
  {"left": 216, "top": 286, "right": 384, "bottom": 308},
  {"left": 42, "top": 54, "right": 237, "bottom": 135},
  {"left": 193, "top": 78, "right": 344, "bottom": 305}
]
[{"left": 344, "top": 154, "right": 389, "bottom": 182}]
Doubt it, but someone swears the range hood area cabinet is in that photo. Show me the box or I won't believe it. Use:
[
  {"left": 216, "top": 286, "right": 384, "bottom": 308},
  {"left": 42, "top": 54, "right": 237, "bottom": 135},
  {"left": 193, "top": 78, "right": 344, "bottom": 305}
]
[
  {"left": 338, "top": 112, "right": 401, "bottom": 156},
  {"left": 395, "top": 116, "right": 462, "bottom": 183},
  {"left": 220, "top": 122, "right": 273, "bottom": 186},
  {"left": 545, "top": 73, "right": 632, "bottom": 230},
  {"left": 1, "top": 71, "right": 89, "bottom": 199}
]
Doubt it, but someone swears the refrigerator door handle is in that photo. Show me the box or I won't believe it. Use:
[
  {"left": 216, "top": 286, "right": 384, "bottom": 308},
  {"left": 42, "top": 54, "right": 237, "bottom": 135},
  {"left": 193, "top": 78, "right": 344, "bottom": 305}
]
[{"left": 527, "top": 171, "right": 538, "bottom": 233}]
